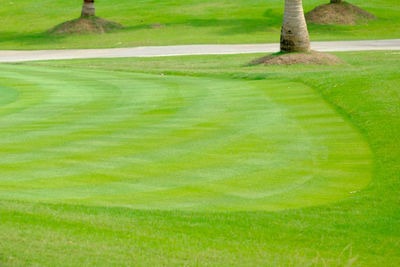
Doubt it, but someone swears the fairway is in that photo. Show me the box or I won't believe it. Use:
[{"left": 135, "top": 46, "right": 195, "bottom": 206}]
[{"left": 0, "top": 64, "right": 371, "bottom": 211}]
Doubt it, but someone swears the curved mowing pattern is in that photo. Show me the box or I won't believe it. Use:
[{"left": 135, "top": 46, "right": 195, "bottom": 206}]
[{"left": 0, "top": 65, "right": 372, "bottom": 211}]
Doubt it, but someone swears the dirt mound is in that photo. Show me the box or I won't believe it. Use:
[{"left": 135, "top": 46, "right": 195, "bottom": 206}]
[
  {"left": 48, "top": 17, "right": 123, "bottom": 35},
  {"left": 249, "top": 51, "right": 344, "bottom": 66},
  {"left": 305, "top": 2, "right": 376, "bottom": 25}
]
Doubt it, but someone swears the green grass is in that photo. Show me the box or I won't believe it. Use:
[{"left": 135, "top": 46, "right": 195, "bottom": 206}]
[
  {"left": 1, "top": 51, "right": 399, "bottom": 265},
  {"left": 0, "top": 0, "right": 399, "bottom": 50},
  {"left": 0, "top": 64, "right": 371, "bottom": 211}
]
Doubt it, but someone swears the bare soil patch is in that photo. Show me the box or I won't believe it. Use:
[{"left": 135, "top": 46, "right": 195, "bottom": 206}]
[
  {"left": 151, "top": 23, "right": 166, "bottom": 29},
  {"left": 305, "top": 2, "right": 376, "bottom": 25},
  {"left": 48, "top": 17, "right": 123, "bottom": 35},
  {"left": 249, "top": 51, "right": 344, "bottom": 66}
]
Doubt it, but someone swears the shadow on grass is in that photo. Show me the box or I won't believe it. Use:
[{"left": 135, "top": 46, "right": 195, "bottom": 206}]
[
  {"left": 122, "top": 16, "right": 282, "bottom": 35},
  {"left": 0, "top": 10, "right": 282, "bottom": 48},
  {"left": 0, "top": 31, "right": 67, "bottom": 48}
]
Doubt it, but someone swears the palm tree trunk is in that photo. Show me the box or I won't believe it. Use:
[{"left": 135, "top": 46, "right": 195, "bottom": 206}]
[
  {"left": 330, "top": 0, "right": 343, "bottom": 3},
  {"left": 280, "top": 0, "right": 311, "bottom": 53},
  {"left": 81, "top": 0, "right": 95, "bottom": 17}
]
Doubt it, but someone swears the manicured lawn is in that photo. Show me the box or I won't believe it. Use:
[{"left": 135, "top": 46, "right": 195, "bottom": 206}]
[
  {"left": 1, "top": 51, "right": 399, "bottom": 265},
  {"left": 0, "top": 0, "right": 399, "bottom": 50},
  {"left": 0, "top": 64, "right": 371, "bottom": 211}
]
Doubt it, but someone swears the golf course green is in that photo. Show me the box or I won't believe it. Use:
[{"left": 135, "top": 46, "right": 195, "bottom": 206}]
[
  {"left": 0, "top": 64, "right": 371, "bottom": 211},
  {"left": 1, "top": 51, "right": 399, "bottom": 265}
]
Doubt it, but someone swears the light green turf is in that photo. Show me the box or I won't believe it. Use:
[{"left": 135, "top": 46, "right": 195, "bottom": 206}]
[
  {"left": 0, "top": 0, "right": 399, "bottom": 50},
  {"left": 1, "top": 51, "right": 399, "bottom": 266},
  {"left": 0, "top": 64, "right": 371, "bottom": 211}
]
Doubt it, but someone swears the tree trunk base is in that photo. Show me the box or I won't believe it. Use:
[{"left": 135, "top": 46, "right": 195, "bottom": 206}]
[
  {"left": 280, "top": 0, "right": 311, "bottom": 53},
  {"left": 81, "top": 1, "right": 95, "bottom": 17},
  {"left": 280, "top": 36, "right": 310, "bottom": 53}
]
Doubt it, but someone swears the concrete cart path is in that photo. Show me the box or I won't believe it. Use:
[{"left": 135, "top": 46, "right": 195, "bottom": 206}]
[{"left": 1, "top": 39, "right": 400, "bottom": 63}]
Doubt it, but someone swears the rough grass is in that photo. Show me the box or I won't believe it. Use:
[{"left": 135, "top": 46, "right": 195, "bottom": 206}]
[
  {"left": 0, "top": 51, "right": 399, "bottom": 265},
  {"left": 0, "top": 0, "right": 399, "bottom": 50}
]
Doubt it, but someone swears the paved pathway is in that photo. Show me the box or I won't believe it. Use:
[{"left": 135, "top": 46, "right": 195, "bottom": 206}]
[{"left": 1, "top": 39, "right": 400, "bottom": 63}]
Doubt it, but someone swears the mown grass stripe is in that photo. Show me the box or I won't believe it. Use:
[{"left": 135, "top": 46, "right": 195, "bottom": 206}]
[{"left": 0, "top": 65, "right": 372, "bottom": 211}]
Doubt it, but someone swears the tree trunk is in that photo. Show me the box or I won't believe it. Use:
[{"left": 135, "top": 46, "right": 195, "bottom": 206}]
[
  {"left": 330, "top": 0, "right": 343, "bottom": 3},
  {"left": 81, "top": 0, "right": 95, "bottom": 17},
  {"left": 280, "top": 0, "right": 311, "bottom": 53}
]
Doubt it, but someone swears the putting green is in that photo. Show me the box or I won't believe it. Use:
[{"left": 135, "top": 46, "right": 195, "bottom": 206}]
[{"left": 0, "top": 64, "right": 372, "bottom": 211}]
